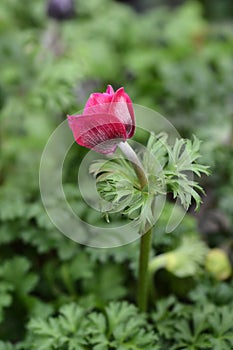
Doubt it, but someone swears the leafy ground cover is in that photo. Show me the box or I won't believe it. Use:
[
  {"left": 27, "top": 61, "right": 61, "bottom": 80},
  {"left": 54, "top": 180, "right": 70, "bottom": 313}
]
[{"left": 0, "top": 0, "right": 233, "bottom": 348}]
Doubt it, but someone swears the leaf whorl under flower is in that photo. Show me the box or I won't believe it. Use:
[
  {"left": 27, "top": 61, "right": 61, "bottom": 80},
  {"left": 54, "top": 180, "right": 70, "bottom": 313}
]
[{"left": 90, "top": 133, "right": 210, "bottom": 231}]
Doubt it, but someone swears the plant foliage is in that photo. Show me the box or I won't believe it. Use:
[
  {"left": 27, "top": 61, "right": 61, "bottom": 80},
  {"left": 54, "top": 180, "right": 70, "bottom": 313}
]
[
  {"left": 26, "top": 302, "right": 158, "bottom": 350},
  {"left": 91, "top": 133, "right": 209, "bottom": 232},
  {"left": 0, "top": 0, "right": 233, "bottom": 347}
]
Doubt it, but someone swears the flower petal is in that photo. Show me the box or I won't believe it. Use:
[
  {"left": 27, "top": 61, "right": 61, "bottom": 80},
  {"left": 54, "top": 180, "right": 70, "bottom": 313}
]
[
  {"left": 106, "top": 85, "right": 114, "bottom": 95},
  {"left": 83, "top": 92, "right": 112, "bottom": 115},
  {"left": 110, "top": 87, "right": 135, "bottom": 138},
  {"left": 68, "top": 113, "right": 127, "bottom": 154}
]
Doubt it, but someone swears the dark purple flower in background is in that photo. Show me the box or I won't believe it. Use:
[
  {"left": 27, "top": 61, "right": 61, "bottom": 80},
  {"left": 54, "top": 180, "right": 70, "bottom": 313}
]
[{"left": 47, "top": 0, "right": 75, "bottom": 21}]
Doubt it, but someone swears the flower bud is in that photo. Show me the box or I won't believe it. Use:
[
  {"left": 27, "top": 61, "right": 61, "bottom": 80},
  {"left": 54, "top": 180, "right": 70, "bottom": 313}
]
[
  {"left": 205, "top": 248, "right": 232, "bottom": 280},
  {"left": 68, "top": 85, "right": 135, "bottom": 154}
]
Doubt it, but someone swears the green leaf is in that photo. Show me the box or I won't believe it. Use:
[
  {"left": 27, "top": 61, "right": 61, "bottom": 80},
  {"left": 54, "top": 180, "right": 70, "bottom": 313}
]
[
  {"left": 0, "top": 342, "right": 16, "bottom": 350},
  {"left": 27, "top": 303, "right": 87, "bottom": 350},
  {"left": 26, "top": 302, "right": 158, "bottom": 350},
  {"left": 0, "top": 257, "right": 38, "bottom": 296},
  {"left": 83, "top": 264, "right": 127, "bottom": 306},
  {"left": 0, "top": 282, "right": 13, "bottom": 322},
  {"left": 145, "top": 134, "right": 210, "bottom": 210}
]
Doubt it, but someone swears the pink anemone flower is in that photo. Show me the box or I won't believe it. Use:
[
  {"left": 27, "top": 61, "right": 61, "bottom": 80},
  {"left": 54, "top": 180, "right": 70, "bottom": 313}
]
[{"left": 67, "top": 85, "right": 135, "bottom": 154}]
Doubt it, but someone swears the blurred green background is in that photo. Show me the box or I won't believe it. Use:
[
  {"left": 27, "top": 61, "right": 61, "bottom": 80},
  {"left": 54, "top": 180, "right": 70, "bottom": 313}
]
[{"left": 1, "top": 0, "right": 233, "bottom": 348}]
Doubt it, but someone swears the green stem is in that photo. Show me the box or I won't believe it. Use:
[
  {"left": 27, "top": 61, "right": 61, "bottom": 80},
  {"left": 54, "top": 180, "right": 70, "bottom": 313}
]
[
  {"left": 118, "top": 141, "right": 152, "bottom": 312},
  {"left": 118, "top": 141, "right": 147, "bottom": 189},
  {"left": 137, "top": 228, "right": 152, "bottom": 312},
  {"left": 61, "top": 265, "right": 76, "bottom": 296}
]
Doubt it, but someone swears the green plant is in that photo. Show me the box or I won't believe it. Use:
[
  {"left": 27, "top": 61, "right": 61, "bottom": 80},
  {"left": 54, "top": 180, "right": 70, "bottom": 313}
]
[
  {"left": 91, "top": 131, "right": 209, "bottom": 310},
  {"left": 0, "top": 0, "right": 233, "bottom": 347},
  {"left": 26, "top": 302, "right": 159, "bottom": 350}
]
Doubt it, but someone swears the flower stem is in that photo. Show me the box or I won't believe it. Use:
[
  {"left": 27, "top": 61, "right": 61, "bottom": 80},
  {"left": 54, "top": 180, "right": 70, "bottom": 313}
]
[
  {"left": 137, "top": 227, "right": 152, "bottom": 312},
  {"left": 118, "top": 141, "right": 147, "bottom": 189},
  {"left": 118, "top": 141, "right": 152, "bottom": 312}
]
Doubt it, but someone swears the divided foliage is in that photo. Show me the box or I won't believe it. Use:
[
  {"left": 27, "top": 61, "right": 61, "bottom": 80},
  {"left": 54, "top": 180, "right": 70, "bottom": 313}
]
[
  {"left": 26, "top": 302, "right": 158, "bottom": 350},
  {"left": 0, "top": 0, "right": 233, "bottom": 348}
]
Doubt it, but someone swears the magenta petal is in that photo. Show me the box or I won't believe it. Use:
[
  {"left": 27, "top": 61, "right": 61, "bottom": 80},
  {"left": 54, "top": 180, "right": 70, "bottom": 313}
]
[
  {"left": 68, "top": 85, "right": 135, "bottom": 154},
  {"left": 83, "top": 92, "right": 112, "bottom": 115},
  {"left": 110, "top": 87, "right": 135, "bottom": 138},
  {"left": 68, "top": 113, "right": 127, "bottom": 154},
  {"left": 106, "top": 85, "right": 114, "bottom": 95}
]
